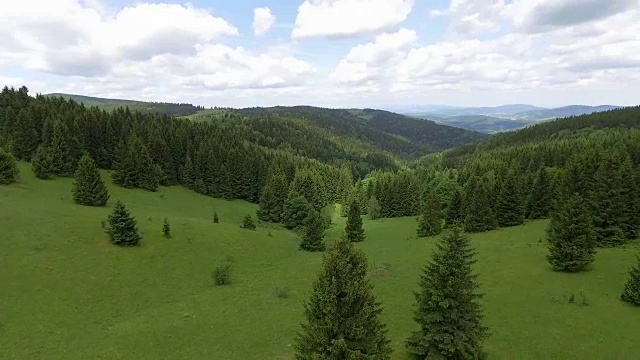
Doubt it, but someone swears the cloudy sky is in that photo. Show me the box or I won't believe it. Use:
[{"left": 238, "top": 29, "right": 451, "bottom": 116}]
[{"left": 1, "top": 0, "right": 639, "bottom": 108}]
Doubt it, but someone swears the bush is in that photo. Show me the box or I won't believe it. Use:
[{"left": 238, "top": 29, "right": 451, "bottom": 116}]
[
  {"left": 241, "top": 214, "right": 256, "bottom": 230},
  {"left": 212, "top": 263, "right": 232, "bottom": 286}
]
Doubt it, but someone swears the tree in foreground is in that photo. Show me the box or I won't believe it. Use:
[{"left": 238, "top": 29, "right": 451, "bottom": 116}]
[
  {"left": 295, "top": 238, "right": 391, "bottom": 359},
  {"left": 31, "top": 145, "right": 54, "bottom": 179},
  {"left": 345, "top": 199, "right": 365, "bottom": 243},
  {"left": 241, "top": 214, "right": 256, "bottom": 230},
  {"left": 546, "top": 193, "right": 596, "bottom": 272},
  {"left": 417, "top": 189, "right": 442, "bottom": 237},
  {"left": 300, "top": 209, "right": 326, "bottom": 252},
  {"left": 621, "top": 256, "right": 640, "bottom": 306},
  {"left": 0, "top": 148, "right": 18, "bottom": 185},
  {"left": 162, "top": 218, "right": 172, "bottom": 238},
  {"left": 406, "top": 227, "right": 488, "bottom": 359},
  {"left": 72, "top": 154, "right": 110, "bottom": 206},
  {"left": 105, "top": 201, "right": 141, "bottom": 246}
]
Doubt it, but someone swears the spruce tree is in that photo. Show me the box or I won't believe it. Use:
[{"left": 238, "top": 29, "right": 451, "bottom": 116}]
[
  {"left": 526, "top": 167, "right": 552, "bottom": 219},
  {"left": 72, "top": 154, "right": 110, "bottom": 206},
  {"left": 282, "top": 191, "right": 312, "bottom": 229},
  {"left": 444, "top": 187, "right": 463, "bottom": 227},
  {"left": 106, "top": 201, "right": 141, "bottom": 246},
  {"left": 242, "top": 214, "right": 256, "bottom": 230},
  {"left": 547, "top": 193, "right": 596, "bottom": 272},
  {"left": 464, "top": 177, "right": 497, "bottom": 233},
  {"left": 417, "top": 189, "right": 443, "bottom": 237},
  {"left": 495, "top": 170, "right": 525, "bottom": 227},
  {"left": 406, "top": 227, "right": 488, "bottom": 359},
  {"left": 590, "top": 154, "right": 627, "bottom": 247},
  {"left": 295, "top": 238, "right": 391, "bottom": 359},
  {"left": 0, "top": 148, "right": 18, "bottom": 185},
  {"left": 345, "top": 199, "right": 365, "bottom": 243},
  {"left": 299, "top": 209, "right": 326, "bottom": 252},
  {"left": 368, "top": 196, "right": 381, "bottom": 220},
  {"left": 162, "top": 218, "right": 172, "bottom": 238},
  {"left": 112, "top": 134, "right": 158, "bottom": 191},
  {"left": 49, "top": 119, "right": 76, "bottom": 176},
  {"left": 621, "top": 256, "right": 640, "bottom": 306},
  {"left": 213, "top": 212, "right": 219, "bottom": 223},
  {"left": 32, "top": 145, "right": 54, "bottom": 179},
  {"left": 11, "top": 109, "right": 38, "bottom": 161},
  {"left": 257, "top": 168, "right": 288, "bottom": 223}
]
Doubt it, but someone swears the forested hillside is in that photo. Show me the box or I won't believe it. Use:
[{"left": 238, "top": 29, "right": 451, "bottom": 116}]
[{"left": 45, "top": 93, "right": 204, "bottom": 117}]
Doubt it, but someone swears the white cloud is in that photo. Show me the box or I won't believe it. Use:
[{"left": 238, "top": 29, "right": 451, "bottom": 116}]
[
  {"left": 253, "top": 7, "right": 276, "bottom": 36},
  {"left": 331, "top": 28, "right": 417, "bottom": 84},
  {"left": 446, "top": 0, "right": 507, "bottom": 35},
  {"left": 292, "top": 0, "right": 414, "bottom": 39}
]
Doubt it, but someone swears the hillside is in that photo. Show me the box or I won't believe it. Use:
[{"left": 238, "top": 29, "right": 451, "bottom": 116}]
[
  {"left": 410, "top": 114, "right": 534, "bottom": 133},
  {"left": 45, "top": 93, "right": 203, "bottom": 116}
]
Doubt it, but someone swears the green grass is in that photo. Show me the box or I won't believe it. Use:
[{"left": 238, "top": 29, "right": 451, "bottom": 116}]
[{"left": 2, "top": 162, "right": 640, "bottom": 359}]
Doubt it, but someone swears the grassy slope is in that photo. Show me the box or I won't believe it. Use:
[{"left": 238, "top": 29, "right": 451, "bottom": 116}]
[{"left": 2, "top": 163, "right": 640, "bottom": 359}]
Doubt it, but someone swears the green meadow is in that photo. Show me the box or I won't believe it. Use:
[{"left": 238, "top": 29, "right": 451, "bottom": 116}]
[{"left": 2, "top": 162, "right": 639, "bottom": 360}]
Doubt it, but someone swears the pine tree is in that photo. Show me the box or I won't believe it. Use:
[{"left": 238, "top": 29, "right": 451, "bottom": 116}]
[
  {"left": 282, "top": 191, "right": 312, "bottom": 230},
  {"left": 526, "top": 167, "right": 552, "bottom": 219},
  {"left": 0, "top": 148, "right": 18, "bottom": 185},
  {"left": 406, "top": 227, "right": 488, "bottom": 359},
  {"left": 31, "top": 145, "right": 54, "bottom": 179},
  {"left": 105, "top": 201, "right": 141, "bottom": 246},
  {"left": 299, "top": 209, "right": 326, "bottom": 252},
  {"left": 72, "top": 154, "right": 110, "bottom": 206},
  {"left": 621, "top": 256, "right": 640, "bottom": 306},
  {"left": 417, "top": 189, "right": 443, "bottom": 238},
  {"left": 368, "top": 195, "right": 381, "bottom": 220},
  {"left": 257, "top": 168, "right": 288, "bottom": 223},
  {"left": 495, "top": 170, "right": 525, "bottom": 227},
  {"left": 49, "top": 119, "right": 76, "bottom": 176},
  {"left": 290, "top": 170, "right": 325, "bottom": 211},
  {"left": 11, "top": 109, "right": 39, "bottom": 161},
  {"left": 590, "top": 154, "right": 627, "bottom": 247},
  {"left": 547, "top": 193, "right": 596, "bottom": 272},
  {"left": 463, "top": 177, "right": 497, "bottom": 233},
  {"left": 213, "top": 212, "right": 219, "bottom": 223},
  {"left": 345, "top": 199, "right": 365, "bottom": 243},
  {"left": 112, "top": 134, "right": 158, "bottom": 191},
  {"left": 242, "top": 214, "right": 256, "bottom": 230},
  {"left": 162, "top": 218, "right": 172, "bottom": 238},
  {"left": 181, "top": 154, "right": 195, "bottom": 189},
  {"left": 295, "top": 238, "right": 391, "bottom": 359},
  {"left": 444, "top": 187, "right": 463, "bottom": 227}
]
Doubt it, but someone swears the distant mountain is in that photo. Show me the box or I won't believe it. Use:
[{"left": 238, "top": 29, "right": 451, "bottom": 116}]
[
  {"left": 410, "top": 114, "right": 535, "bottom": 134},
  {"left": 45, "top": 93, "right": 203, "bottom": 116},
  {"left": 512, "top": 105, "right": 623, "bottom": 121},
  {"left": 429, "top": 104, "right": 547, "bottom": 117}
]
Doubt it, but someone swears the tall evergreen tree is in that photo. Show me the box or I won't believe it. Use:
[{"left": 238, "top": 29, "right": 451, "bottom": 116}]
[
  {"left": 464, "top": 177, "right": 497, "bottom": 233},
  {"left": 495, "top": 170, "right": 525, "bottom": 227},
  {"left": 295, "top": 238, "right": 391, "bottom": 359},
  {"left": 290, "top": 169, "right": 325, "bottom": 211},
  {"left": 444, "top": 187, "right": 463, "bottom": 227},
  {"left": 106, "top": 201, "right": 141, "bottom": 246},
  {"left": 300, "top": 209, "right": 326, "bottom": 252},
  {"left": 11, "top": 109, "right": 38, "bottom": 161},
  {"left": 257, "top": 167, "right": 288, "bottom": 223},
  {"left": 345, "top": 199, "right": 365, "bottom": 243},
  {"left": 547, "top": 193, "right": 596, "bottom": 272},
  {"left": 526, "top": 166, "right": 552, "bottom": 219},
  {"left": 406, "top": 227, "right": 488, "bottom": 359},
  {"left": 112, "top": 134, "right": 159, "bottom": 191},
  {"left": 621, "top": 256, "right": 640, "bottom": 306},
  {"left": 282, "top": 191, "right": 312, "bottom": 230},
  {"left": 31, "top": 145, "right": 54, "bottom": 179},
  {"left": 0, "top": 148, "right": 18, "bottom": 185},
  {"left": 590, "top": 153, "right": 627, "bottom": 247},
  {"left": 49, "top": 119, "right": 76, "bottom": 176},
  {"left": 72, "top": 154, "right": 110, "bottom": 206},
  {"left": 417, "top": 189, "right": 443, "bottom": 237}
]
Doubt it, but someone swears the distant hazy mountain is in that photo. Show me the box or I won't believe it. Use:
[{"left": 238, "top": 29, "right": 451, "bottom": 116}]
[{"left": 405, "top": 104, "right": 624, "bottom": 133}]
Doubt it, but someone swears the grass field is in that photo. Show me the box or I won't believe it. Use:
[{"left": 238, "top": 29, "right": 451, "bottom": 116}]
[{"left": 2, "top": 162, "right": 640, "bottom": 359}]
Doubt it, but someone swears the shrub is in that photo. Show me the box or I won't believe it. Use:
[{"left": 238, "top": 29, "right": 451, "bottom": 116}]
[{"left": 213, "top": 263, "right": 232, "bottom": 286}]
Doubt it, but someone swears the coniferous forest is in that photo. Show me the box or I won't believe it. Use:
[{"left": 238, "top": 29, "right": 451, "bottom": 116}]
[{"left": 2, "top": 85, "right": 640, "bottom": 359}]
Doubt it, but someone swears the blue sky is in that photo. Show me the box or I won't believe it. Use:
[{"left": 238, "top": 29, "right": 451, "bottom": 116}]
[{"left": 1, "top": 0, "right": 639, "bottom": 108}]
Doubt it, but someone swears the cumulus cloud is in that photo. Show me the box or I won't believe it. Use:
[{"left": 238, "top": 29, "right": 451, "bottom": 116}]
[
  {"left": 331, "top": 28, "right": 417, "bottom": 84},
  {"left": 292, "top": 0, "right": 413, "bottom": 38},
  {"left": 253, "top": 7, "right": 276, "bottom": 36},
  {"left": 445, "top": 0, "right": 506, "bottom": 35},
  {"left": 508, "top": 0, "right": 639, "bottom": 33}
]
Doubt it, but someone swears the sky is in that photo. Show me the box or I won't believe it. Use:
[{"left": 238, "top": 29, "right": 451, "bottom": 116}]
[{"left": 1, "top": 0, "right": 639, "bottom": 109}]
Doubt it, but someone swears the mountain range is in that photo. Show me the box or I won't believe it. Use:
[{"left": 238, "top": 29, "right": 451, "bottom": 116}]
[{"left": 402, "top": 104, "right": 624, "bottom": 133}]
